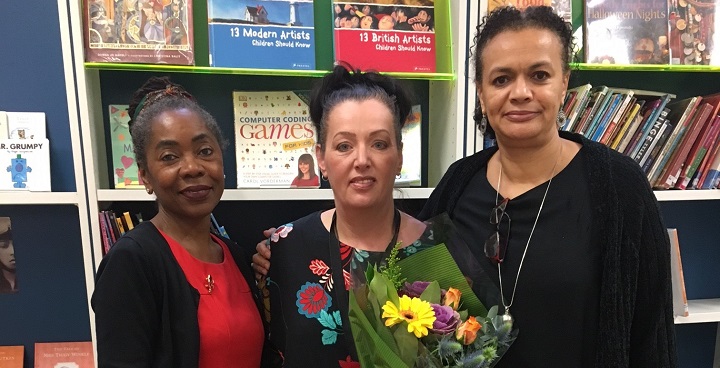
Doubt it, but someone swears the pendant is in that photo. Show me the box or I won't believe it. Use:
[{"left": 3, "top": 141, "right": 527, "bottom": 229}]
[
  {"left": 501, "top": 307, "right": 514, "bottom": 325},
  {"left": 204, "top": 274, "right": 215, "bottom": 294}
]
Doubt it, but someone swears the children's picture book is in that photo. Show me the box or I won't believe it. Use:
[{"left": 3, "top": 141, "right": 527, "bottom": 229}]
[
  {"left": 34, "top": 342, "right": 94, "bottom": 368},
  {"left": 84, "top": 0, "right": 194, "bottom": 65},
  {"left": 208, "top": 0, "right": 315, "bottom": 69},
  {"left": 0, "top": 218, "right": 17, "bottom": 294},
  {"left": 668, "top": 0, "right": 718, "bottom": 65},
  {"left": 584, "top": 0, "right": 669, "bottom": 64},
  {"left": 6, "top": 112, "right": 46, "bottom": 140},
  {"left": 333, "top": 1, "right": 436, "bottom": 73},
  {"left": 0, "top": 139, "right": 51, "bottom": 191},
  {"left": 0, "top": 345, "right": 23, "bottom": 368},
  {"left": 488, "top": 0, "right": 571, "bottom": 22},
  {"left": 107, "top": 105, "right": 144, "bottom": 189},
  {"left": 233, "top": 91, "right": 319, "bottom": 188},
  {"left": 396, "top": 104, "right": 422, "bottom": 187}
]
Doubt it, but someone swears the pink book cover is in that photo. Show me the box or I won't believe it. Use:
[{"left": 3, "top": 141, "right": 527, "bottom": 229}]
[{"left": 34, "top": 342, "right": 94, "bottom": 368}]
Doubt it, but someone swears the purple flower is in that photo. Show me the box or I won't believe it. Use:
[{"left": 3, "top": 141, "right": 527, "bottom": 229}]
[
  {"left": 400, "top": 281, "right": 432, "bottom": 298},
  {"left": 430, "top": 304, "right": 461, "bottom": 335}
]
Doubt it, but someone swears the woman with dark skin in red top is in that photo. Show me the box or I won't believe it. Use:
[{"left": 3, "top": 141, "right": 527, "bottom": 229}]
[{"left": 92, "top": 77, "right": 280, "bottom": 368}]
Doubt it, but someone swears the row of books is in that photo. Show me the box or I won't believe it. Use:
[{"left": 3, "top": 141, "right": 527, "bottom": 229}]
[
  {"left": 0, "top": 341, "right": 94, "bottom": 368},
  {"left": 0, "top": 111, "right": 51, "bottom": 192},
  {"left": 562, "top": 85, "right": 720, "bottom": 190},
  {"left": 83, "top": 0, "right": 437, "bottom": 73},
  {"left": 108, "top": 92, "right": 422, "bottom": 189},
  {"left": 98, "top": 210, "right": 141, "bottom": 255}
]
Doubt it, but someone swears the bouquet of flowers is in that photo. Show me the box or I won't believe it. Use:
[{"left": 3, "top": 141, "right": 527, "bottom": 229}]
[{"left": 348, "top": 214, "right": 517, "bottom": 367}]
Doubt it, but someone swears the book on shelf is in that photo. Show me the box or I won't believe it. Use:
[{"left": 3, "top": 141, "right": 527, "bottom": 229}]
[
  {"left": 698, "top": 140, "right": 720, "bottom": 189},
  {"left": 488, "top": 0, "right": 571, "bottom": 22},
  {"left": 675, "top": 115, "right": 720, "bottom": 189},
  {"left": 584, "top": 0, "right": 669, "bottom": 64},
  {"left": 692, "top": 123, "right": 720, "bottom": 189},
  {"left": 332, "top": 1, "right": 436, "bottom": 73},
  {"left": 0, "top": 139, "right": 51, "bottom": 191},
  {"left": 233, "top": 90, "right": 320, "bottom": 188},
  {"left": 6, "top": 112, "right": 46, "bottom": 140},
  {"left": 634, "top": 108, "right": 670, "bottom": 166},
  {"left": 667, "top": 228, "right": 689, "bottom": 318},
  {"left": 668, "top": 0, "right": 717, "bottom": 65},
  {"left": 208, "top": 0, "right": 315, "bottom": 70},
  {"left": 0, "top": 111, "right": 8, "bottom": 140},
  {"left": 0, "top": 345, "right": 23, "bottom": 368},
  {"left": 643, "top": 96, "right": 697, "bottom": 184},
  {"left": 108, "top": 105, "right": 144, "bottom": 189},
  {"left": 34, "top": 341, "right": 94, "bottom": 368},
  {"left": 396, "top": 104, "right": 422, "bottom": 187},
  {"left": 0, "top": 217, "right": 17, "bottom": 294},
  {"left": 84, "top": 0, "right": 194, "bottom": 65},
  {"left": 641, "top": 112, "right": 674, "bottom": 174}
]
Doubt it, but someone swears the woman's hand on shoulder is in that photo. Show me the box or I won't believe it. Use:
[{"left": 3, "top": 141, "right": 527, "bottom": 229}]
[{"left": 252, "top": 228, "right": 275, "bottom": 280}]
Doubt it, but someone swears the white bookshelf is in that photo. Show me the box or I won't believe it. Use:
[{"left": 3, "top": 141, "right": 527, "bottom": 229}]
[
  {"left": 96, "top": 187, "right": 435, "bottom": 202},
  {"left": 675, "top": 299, "right": 720, "bottom": 324},
  {"left": 655, "top": 190, "right": 720, "bottom": 202},
  {"left": 0, "top": 191, "right": 79, "bottom": 205}
]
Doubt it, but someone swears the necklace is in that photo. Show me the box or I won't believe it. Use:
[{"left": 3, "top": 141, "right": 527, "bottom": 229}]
[{"left": 496, "top": 143, "right": 563, "bottom": 324}]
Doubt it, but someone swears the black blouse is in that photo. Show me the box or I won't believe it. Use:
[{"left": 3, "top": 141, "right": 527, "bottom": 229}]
[{"left": 453, "top": 148, "right": 601, "bottom": 367}]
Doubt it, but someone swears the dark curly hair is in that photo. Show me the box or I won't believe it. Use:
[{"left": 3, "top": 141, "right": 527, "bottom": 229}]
[
  {"left": 472, "top": 6, "right": 574, "bottom": 133},
  {"left": 309, "top": 64, "right": 413, "bottom": 151},
  {"left": 127, "top": 76, "right": 227, "bottom": 170}
]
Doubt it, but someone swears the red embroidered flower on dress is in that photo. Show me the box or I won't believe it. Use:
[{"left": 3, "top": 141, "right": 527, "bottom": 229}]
[
  {"left": 309, "top": 259, "right": 330, "bottom": 275},
  {"left": 296, "top": 282, "right": 332, "bottom": 318}
]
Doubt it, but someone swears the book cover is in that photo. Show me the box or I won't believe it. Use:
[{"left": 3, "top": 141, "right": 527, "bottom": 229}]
[
  {"left": 84, "top": 0, "right": 194, "bottom": 65},
  {"left": 0, "top": 217, "right": 17, "bottom": 294},
  {"left": 33, "top": 342, "right": 94, "bottom": 368},
  {"left": 488, "top": 0, "right": 572, "bottom": 22},
  {"left": 333, "top": 1, "right": 436, "bottom": 73},
  {"left": 0, "top": 139, "right": 51, "bottom": 191},
  {"left": 0, "top": 345, "right": 23, "bottom": 368},
  {"left": 396, "top": 104, "right": 421, "bottom": 187},
  {"left": 667, "top": 228, "right": 689, "bottom": 317},
  {"left": 585, "top": 0, "right": 669, "bottom": 64},
  {"left": 233, "top": 91, "right": 319, "bottom": 188},
  {"left": 668, "top": 0, "right": 718, "bottom": 65},
  {"left": 692, "top": 118, "right": 720, "bottom": 188},
  {"left": 208, "top": 0, "right": 315, "bottom": 70},
  {"left": 641, "top": 117, "right": 675, "bottom": 174},
  {"left": 6, "top": 112, "right": 46, "bottom": 140},
  {"left": 107, "top": 105, "right": 144, "bottom": 189},
  {"left": 0, "top": 112, "right": 8, "bottom": 140}
]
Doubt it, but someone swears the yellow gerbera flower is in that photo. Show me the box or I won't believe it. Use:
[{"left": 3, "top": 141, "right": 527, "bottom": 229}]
[{"left": 381, "top": 295, "right": 436, "bottom": 338}]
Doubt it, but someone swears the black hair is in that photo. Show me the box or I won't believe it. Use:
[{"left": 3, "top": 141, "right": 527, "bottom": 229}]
[
  {"left": 127, "top": 76, "right": 227, "bottom": 170},
  {"left": 471, "top": 6, "right": 574, "bottom": 134},
  {"left": 309, "top": 64, "right": 413, "bottom": 152}
]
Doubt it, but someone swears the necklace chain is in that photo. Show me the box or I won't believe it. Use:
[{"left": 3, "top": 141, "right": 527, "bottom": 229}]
[{"left": 496, "top": 142, "right": 563, "bottom": 315}]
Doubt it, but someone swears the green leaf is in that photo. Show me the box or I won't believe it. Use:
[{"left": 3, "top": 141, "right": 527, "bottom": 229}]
[
  {"left": 393, "top": 324, "right": 420, "bottom": 367},
  {"left": 486, "top": 305, "right": 498, "bottom": 319},
  {"left": 321, "top": 329, "right": 338, "bottom": 345},
  {"left": 419, "top": 281, "right": 441, "bottom": 305},
  {"left": 458, "top": 309, "right": 468, "bottom": 321},
  {"left": 366, "top": 263, "right": 375, "bottom": 283},
  {"left": 317, "top": 309, "right": 337, "bottom": 329},
  {"left": 333, "top": 310, "right": 343, "bottom": 327},
  {"left": 369, "top": 270, "right": 399, "bottom": 306}
]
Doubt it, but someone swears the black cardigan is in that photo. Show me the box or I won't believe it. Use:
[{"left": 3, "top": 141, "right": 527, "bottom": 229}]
[
  {"left": 92, "top": 221, "right": 280, "bottom": 368},
  {"left": 420, "top": 131, "right": 677, "bottom": 368}
]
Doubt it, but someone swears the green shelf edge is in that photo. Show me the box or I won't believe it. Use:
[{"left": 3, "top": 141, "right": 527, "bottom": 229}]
[
  {"left": 572, "top": 63, "right": 720, "bottom": 72},
  {"left": 84, "top": 63, "right": 455, "bottom": 80}
]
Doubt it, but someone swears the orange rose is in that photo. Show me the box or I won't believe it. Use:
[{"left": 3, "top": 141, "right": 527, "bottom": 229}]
[
  {"left": 444, "top": 287, "right": 462, "bottom": 310},
  {"left": 456, "top": 316, "right": 482, "bottom": 345}
]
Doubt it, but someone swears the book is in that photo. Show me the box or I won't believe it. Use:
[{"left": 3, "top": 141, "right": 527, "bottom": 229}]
[
  {"left": 641, "top": 116, "right": 675, "bottom": 174},
  {"left": 668, "top": 0, "right": 717, "bottom": 65},
  {"left": 584, "top": 0, "right": 669, "bottom": 64},
  {"left": 233, "top": 91, "right": 319, "bottom": 188},
  {"left": 488, "top": 0, "right": 572, "bottom": 22},
  {"left": 635, "top": 108, "right": 670, "bottom": 165},
  {"left": 6, "top": 112, "right": 46, "bottom": 140},
  {"left": 675, "top": 115, "right": 720, "bottom": 189},
  {"left": 692, "top": 122, "right": 720, "bottom": 188},
  {"left": 108, "top": 105, "right": 144, "bottom": 189},
  {"left": 208, "top": 0, "right": 315, "bottom": 70},
  {"left": 699, "top": 141, "right": 720, "bottom": 189},
  {"left": 667, "top": 228, "right": 689, "bottom": 317},
  {"left": 0, "top": 217, "right": 17, "bottom": 294},
  {"left": 0, "top": 345, "right": 23, "bottom": 368},
  {"left": 84, "top": 0, "right": 194, "bottom": 65},
  {"left": 0, "top": 139, "right": 51, "bottom": 191},
  {"left": 34, "top": 342, "right": 94, "bottom": 368},
  {"left": 396, "top": 104, "right": 422, "bottom": 187},
  {"left": 0, "top": 112, "right": 8, "bottom": 140},
  {"left": 333, "top": 1, "right": 436, "bottom": 73}
]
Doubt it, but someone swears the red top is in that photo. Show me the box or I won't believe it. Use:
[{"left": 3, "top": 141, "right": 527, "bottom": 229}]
[
  {"left": 162, "top": 231, "right": 264, "bottom": 368},
  {"left": 290, "top": 176, "right": 320, "bottom": 188}
]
